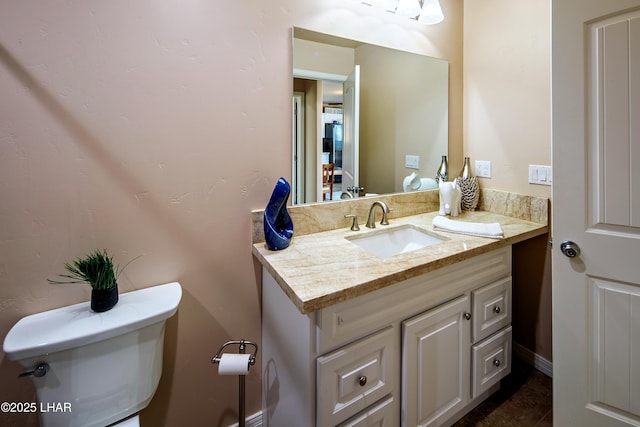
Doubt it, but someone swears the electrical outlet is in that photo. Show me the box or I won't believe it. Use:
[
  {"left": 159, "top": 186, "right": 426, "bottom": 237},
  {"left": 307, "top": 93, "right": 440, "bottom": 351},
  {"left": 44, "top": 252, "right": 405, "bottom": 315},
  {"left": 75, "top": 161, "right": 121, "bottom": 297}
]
[
  {"left": 475, "top": 160, "right": 492, "bottom": 178},
  {"left": 528, "top": 165, "right": 552, "bottom": 185},
  {"left": 405, "top": 155, "right": 420, "bottom": 169}
]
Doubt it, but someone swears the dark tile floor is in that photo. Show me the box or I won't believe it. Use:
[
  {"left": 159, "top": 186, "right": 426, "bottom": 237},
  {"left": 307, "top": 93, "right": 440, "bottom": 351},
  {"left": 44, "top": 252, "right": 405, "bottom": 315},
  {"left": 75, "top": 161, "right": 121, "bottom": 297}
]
[{"left": 453, "top": 358, "right": 553, "bottom": 426}]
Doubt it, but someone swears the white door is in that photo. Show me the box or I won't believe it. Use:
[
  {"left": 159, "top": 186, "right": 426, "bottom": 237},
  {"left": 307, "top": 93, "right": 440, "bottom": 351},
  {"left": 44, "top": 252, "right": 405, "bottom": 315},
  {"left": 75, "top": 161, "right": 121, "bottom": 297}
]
[
  {"left": 292, "top": 92, "right": 305, "bottom": 205},
  {"left": 342, "top": 65, "right": 360, "bottom": 194},
  {"left": 552, "top": 1, "right": 640, "bottom": 426}
]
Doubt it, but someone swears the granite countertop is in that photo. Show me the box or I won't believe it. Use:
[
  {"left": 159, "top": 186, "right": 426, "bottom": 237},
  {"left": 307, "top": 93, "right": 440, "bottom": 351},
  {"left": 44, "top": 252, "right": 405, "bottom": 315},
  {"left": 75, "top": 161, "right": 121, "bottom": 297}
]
[{"left": 252, "top": 210, "right": 548, "bottom": 314}]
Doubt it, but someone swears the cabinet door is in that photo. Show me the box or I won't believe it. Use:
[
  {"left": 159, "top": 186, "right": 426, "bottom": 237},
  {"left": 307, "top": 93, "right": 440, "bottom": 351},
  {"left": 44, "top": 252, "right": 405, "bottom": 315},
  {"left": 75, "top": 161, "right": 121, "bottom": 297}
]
[{"left": 402, "top": 295, "right": 471, "bottom": 427}]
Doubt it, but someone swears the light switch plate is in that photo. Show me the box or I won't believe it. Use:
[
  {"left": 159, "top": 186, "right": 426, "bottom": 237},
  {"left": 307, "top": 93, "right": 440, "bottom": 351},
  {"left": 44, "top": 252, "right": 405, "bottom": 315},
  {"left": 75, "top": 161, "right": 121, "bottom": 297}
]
[
  {"left": 405, "top": 155, "right": 420, "bottom": 169},
  {"left": 528, "top": 165, "right": 552, "bottom": 185},
  {"left": 475, "top": 160, "right": 491, "bottom": 178}
]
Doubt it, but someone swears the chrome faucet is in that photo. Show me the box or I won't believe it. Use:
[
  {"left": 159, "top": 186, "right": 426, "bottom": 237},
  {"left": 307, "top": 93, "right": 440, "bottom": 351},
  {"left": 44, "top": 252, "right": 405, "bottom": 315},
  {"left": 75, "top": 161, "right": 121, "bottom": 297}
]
[{"left": 366, "top": 201, "right": 390, "bottom": 228}]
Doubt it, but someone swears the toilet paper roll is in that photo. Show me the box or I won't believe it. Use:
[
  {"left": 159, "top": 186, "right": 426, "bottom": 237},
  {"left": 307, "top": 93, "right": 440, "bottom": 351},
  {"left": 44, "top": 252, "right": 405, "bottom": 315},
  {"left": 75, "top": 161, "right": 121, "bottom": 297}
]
[{"left": 217, "top": 353, "right": 251, "bottom": 375}]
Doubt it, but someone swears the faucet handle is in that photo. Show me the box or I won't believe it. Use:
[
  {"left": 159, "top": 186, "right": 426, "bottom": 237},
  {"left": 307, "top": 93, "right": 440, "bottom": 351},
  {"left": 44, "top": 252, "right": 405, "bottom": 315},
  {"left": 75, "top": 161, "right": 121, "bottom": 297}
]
[{"left": 344, "top": 214, "right": 360, "bottom": 231}]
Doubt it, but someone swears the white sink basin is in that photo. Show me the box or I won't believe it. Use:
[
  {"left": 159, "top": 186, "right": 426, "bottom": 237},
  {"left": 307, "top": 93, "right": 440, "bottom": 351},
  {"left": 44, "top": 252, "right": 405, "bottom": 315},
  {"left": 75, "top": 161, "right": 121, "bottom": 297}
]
[{"left": 346, "top": 225, "right": 447, "bottom": 259}]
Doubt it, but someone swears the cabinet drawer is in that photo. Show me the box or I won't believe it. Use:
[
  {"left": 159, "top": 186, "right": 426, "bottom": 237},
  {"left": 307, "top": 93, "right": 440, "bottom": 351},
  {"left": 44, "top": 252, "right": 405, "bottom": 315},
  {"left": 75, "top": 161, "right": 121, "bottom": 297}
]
[
  {"left": 472, "top": 276, "right": 512, "bottom": 343},
  {"left": 471, "top": 326, "right": 512, "bottom": 399},
  {"left": 317, "top": 247, "right": 512, "bottom": 353},
  {"left": 338, "top": 395, "right": 396, "bottom": 427},
  {"left": 317, "top": 327, "right": 395, "bottom": 427}
]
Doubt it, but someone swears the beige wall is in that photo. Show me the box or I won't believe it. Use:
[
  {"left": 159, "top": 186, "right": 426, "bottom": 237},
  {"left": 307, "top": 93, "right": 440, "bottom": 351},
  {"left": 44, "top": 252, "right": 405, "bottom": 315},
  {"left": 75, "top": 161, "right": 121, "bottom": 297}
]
[
  {"left": 356, "top": 45, "right": 449, "bottom": 194},
  {"left": 463, "top": 0, "right": 553, "bottom": 361},
  {"left": 464, "top": 0, "right": 551, "bottom": 198},
  {"left": 0, "top": 1, "right": 463, "bottom": 426},
  {"left": 0, "top": 0, "right": 554, "bottom": 424},
  {"left": 293, "top": 38, "right": 356, "bottom": 76}
]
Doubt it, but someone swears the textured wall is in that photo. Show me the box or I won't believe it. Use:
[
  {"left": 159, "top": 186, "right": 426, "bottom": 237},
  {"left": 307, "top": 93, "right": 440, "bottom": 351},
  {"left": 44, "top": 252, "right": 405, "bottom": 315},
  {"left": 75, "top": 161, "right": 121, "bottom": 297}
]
[
  {"left": 0, "top": 1, "right": 463, "bottom": 425},
  {"left": 463, "top": 0, "right": 551, "bottom": 198},
  {"left": 464, "top": 0, "right": 553, "bottom": 362}
]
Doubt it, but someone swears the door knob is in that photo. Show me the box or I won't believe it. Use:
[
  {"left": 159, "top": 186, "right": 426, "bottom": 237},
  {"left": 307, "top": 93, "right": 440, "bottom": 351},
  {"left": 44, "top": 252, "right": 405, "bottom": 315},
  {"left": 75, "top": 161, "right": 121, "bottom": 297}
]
[{"left": 560, "top": 241, "right": 580, "bottom": 258}]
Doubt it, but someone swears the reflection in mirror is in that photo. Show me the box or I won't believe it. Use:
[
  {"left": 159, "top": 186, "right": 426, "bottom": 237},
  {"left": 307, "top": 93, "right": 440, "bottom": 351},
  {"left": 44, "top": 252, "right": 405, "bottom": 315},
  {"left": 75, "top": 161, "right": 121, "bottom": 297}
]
[{"left": 292, "top": 27, "right": 449, "bottom": 205}]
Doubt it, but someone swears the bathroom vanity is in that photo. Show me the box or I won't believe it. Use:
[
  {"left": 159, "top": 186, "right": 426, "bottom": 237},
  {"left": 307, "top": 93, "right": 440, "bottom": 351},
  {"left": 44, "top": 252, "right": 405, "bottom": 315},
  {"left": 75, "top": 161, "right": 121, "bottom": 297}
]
[{"left": 252, "top": 190, "right": 548, "bottom": 427}]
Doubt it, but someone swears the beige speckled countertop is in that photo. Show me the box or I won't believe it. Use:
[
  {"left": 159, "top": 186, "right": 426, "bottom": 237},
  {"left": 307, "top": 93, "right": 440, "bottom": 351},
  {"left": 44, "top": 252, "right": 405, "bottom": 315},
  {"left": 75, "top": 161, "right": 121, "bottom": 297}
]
[{"left": 252, "top": 205, "right": 548, "bottom": 314}]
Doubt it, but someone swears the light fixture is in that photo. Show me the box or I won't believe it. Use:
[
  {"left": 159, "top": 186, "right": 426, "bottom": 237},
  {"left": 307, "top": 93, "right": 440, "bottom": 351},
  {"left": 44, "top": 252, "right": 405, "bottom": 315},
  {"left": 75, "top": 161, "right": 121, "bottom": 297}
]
[
  {"left": 417, "top": 0, "right": 444, "bottom": 25},
  {"left": 371, "top": 0, "right": 398, "bottom": 12},
  {"left": 396, "top": 0, "right": 422, "bottom": 18},
  {"left": 363, "top": 0, "right": 444, "bottom": 25}
]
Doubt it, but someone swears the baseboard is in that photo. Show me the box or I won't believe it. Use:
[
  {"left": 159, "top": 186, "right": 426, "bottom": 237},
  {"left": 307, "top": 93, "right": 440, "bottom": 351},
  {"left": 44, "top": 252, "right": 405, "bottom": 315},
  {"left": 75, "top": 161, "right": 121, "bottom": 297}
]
[
  {"left": 228, "top": 411, "right": 263, "bottom": 427},
  {"left": 513, "top": 341, "right": 553, "bottom": 377}
]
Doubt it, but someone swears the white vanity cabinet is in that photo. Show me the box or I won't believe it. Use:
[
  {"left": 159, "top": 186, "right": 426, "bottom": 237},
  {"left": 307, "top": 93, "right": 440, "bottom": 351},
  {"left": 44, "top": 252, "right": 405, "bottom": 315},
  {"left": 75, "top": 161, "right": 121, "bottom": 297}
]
[
  {"left": 402, "top": 276, "right": 512, "bottom": 426},
  {"left": 262, "top": 246, "right": 513, "bottom": 427}
]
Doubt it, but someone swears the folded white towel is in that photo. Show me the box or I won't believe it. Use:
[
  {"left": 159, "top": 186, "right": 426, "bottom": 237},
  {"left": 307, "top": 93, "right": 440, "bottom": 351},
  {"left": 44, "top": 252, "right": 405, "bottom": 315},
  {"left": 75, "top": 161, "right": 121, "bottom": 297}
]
[{"left": 432, "top": 216, "right": 504, "bottom": 239}]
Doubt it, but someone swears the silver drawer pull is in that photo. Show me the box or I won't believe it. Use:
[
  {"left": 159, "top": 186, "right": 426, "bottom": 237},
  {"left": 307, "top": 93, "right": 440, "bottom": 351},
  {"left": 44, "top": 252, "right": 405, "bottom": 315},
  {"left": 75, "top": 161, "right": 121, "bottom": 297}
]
[
  {"left": 463, "top": 312, "right": 472, "bottom": 321},
  {"left": 358, "top": 376, "right": 367, "bottom": 387},
  {"left": 493, "top": 359, "right": 501, "bottom": 367},
  {"left": 493, "top": 306, "right": 501, "bottom": 314}
]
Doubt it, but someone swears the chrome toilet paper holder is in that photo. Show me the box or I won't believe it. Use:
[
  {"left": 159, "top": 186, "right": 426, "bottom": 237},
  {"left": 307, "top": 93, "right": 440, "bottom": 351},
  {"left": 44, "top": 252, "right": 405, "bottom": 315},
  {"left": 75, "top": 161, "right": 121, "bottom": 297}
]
[
  {"left": 211, "top": 339, "right": 258, "bottom": 367},
  {"left": 211, "top": 339, "right": 258, "bottom": 427}
]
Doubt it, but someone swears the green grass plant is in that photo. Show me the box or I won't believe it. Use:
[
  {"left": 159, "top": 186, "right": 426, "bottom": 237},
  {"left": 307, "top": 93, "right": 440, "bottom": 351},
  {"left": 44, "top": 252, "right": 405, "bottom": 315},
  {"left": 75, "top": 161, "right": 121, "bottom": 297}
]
[{"left": 48, "top": 249, "right": 135, "bottom": 291}]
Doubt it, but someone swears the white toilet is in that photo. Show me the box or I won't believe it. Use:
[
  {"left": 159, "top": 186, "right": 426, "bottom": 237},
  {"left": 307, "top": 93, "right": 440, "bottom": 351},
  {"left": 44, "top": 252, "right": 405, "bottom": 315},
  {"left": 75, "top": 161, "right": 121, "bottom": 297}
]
[{"left": 3, "top": 282, "right": 182, "bottom": 427}]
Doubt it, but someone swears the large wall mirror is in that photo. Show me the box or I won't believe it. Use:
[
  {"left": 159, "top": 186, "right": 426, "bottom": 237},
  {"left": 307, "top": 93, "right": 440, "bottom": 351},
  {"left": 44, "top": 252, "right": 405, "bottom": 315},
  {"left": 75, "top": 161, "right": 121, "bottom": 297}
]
[{"left": 292, "top": 27, "right": 449, "bottom": 205}]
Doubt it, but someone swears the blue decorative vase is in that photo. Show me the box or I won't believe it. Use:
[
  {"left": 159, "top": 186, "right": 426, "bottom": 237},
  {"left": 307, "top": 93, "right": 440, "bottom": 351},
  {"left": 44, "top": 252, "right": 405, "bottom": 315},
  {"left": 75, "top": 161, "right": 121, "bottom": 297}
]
[{"left": 264, "top": 178, "right": 294, "bottom": 251}]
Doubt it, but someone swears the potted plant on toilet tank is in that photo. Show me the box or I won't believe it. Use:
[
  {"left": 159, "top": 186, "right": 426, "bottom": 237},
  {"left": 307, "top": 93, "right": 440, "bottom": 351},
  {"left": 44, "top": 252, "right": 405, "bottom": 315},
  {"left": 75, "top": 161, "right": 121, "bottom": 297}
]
[{"left": 48, "top": 249, "right": 136, "bottom": 312}]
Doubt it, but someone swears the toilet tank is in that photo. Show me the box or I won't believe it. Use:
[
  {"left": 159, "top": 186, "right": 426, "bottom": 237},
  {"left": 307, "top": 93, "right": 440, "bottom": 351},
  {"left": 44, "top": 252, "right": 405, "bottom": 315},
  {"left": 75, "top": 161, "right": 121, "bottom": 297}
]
[{"left": 3, "top": 282, "right": 182, "bottom": 427}]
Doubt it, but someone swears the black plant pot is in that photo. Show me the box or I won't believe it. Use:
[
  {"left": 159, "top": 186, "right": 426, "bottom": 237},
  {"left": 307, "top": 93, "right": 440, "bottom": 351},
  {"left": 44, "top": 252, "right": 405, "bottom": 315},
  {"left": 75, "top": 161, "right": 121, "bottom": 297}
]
[{"left": 91, "top": 284, "right": 119, "bottom": 312}]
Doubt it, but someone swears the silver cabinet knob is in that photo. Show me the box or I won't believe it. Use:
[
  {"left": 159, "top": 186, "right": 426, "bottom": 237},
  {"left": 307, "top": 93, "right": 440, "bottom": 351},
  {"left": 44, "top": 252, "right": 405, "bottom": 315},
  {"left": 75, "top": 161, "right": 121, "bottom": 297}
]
[
  {"left": 493, "top": 359, "right": 501, "bottom": 367},
  {"left": 493, "top": 306, "right": 501, "bottom": 314},
  {"left": 560, "top": 240, "right": 580, "bottom": 258},
  {"left": 463, "top": 312, "right": 472, "bottom": 321},
  {"left": 358, "top": 376, "right": 367, "bottom": 387}
]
